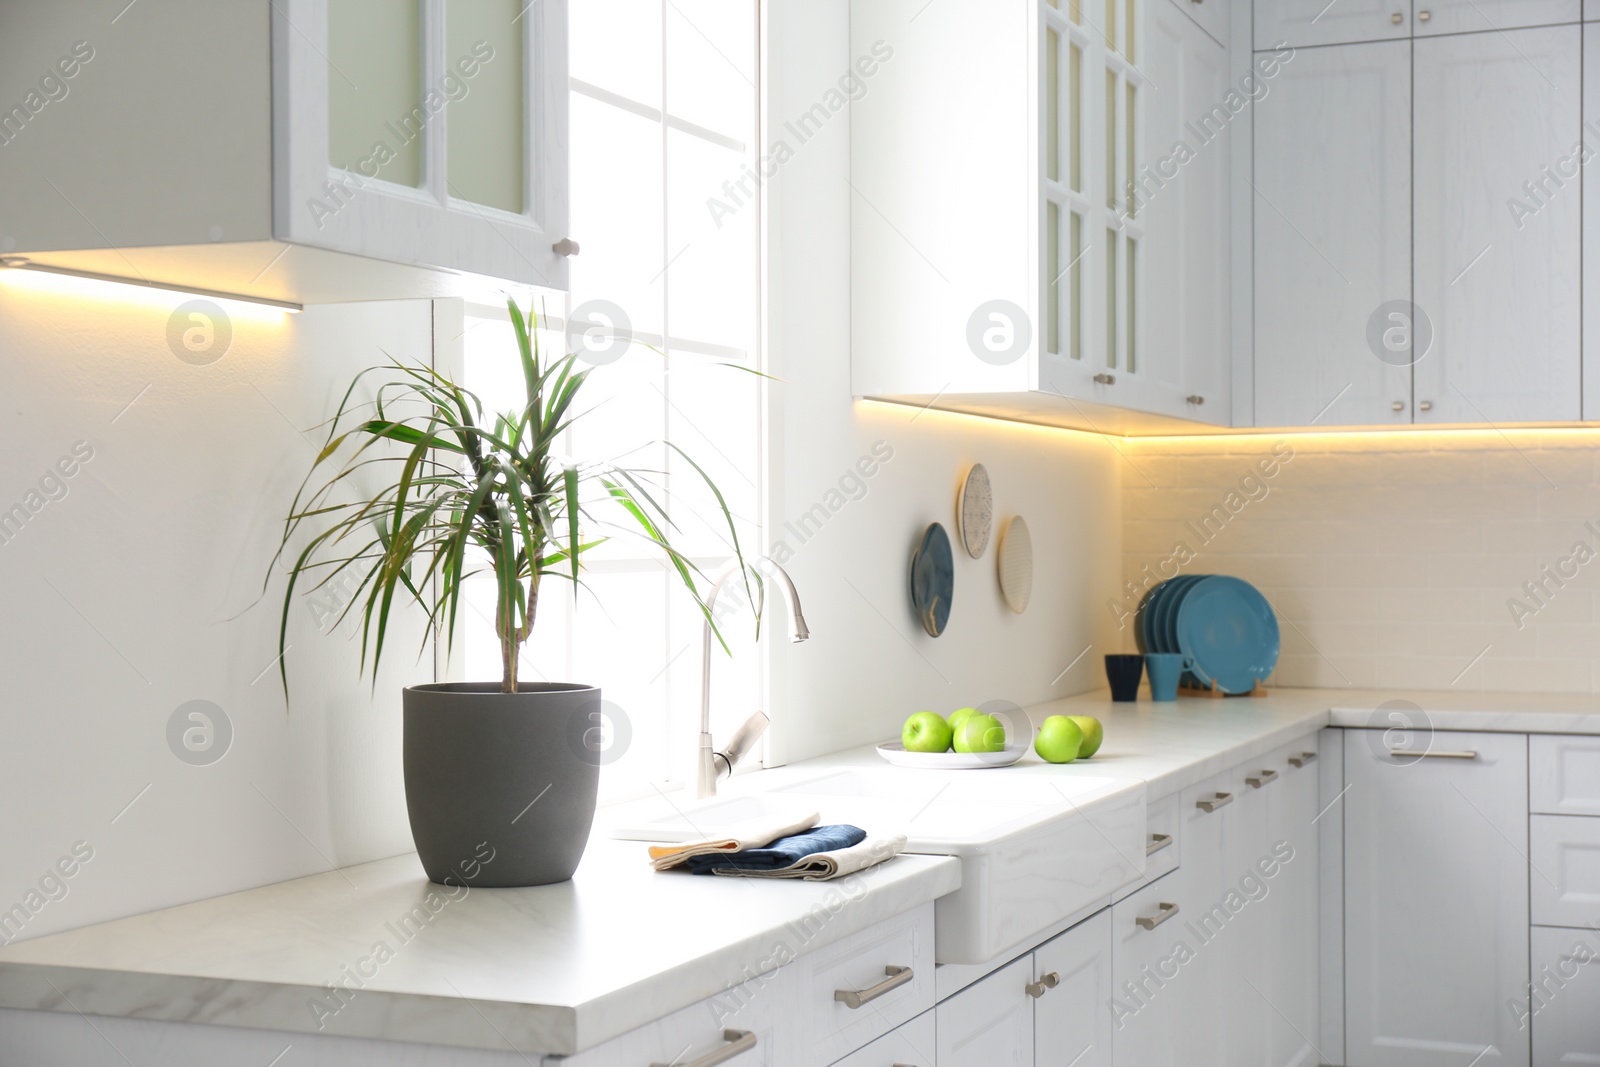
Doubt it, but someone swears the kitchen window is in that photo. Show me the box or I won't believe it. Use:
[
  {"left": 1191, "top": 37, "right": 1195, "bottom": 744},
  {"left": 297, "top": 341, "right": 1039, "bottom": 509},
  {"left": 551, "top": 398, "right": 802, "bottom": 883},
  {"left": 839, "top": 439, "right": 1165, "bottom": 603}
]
[{"left": 460, "top": 0, "right": 763, "bottom": 803}]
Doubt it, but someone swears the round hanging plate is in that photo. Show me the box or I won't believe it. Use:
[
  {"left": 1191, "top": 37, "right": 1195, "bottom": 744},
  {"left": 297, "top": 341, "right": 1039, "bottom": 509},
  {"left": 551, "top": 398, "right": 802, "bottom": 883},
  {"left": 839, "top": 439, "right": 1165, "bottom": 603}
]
[
  {"left": 910, "top": 522, "right": 955, "bottom": 636},
  {"left": 955, "top": 463, "right": 994, "bottom": 559},
  {"left": 996, "top": 516, "right": 1034, "bottom": 614}
]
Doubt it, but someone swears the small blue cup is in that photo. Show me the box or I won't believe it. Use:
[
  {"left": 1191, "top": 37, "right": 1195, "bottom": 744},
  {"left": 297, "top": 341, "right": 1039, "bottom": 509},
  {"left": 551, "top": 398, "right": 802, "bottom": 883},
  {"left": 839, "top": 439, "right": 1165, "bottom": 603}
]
[{"left": 1145, "top": 653, "right": 1195, "bottom": 701}]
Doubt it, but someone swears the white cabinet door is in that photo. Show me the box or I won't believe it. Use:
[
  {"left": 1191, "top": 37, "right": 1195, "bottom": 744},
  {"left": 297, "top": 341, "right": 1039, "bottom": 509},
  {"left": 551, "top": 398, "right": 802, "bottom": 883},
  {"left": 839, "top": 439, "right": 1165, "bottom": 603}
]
[
  {"left": 1253, "top": 40, "right": 1413, "bottom": 427},
  {"left": 1109, "top": 871, "right": 1194, "bottom": 1067},
  {"left": 1344, "top": 730, "right": 1531, "bottom": 1067},
  {"left": 1585, "top": 25, "right": 1600, "bottom": 418},
  {"left": 1141, "top": 0, "right": 1232, "bottom": 426},
  {"left": 1412, "top": 26, "right": 1581, "bottom": 423},
  {"left": 274, "top": 0, "right": 571, "bottom": 290},
  {"left": 1413, "top": 0, "right": 1580, "bottom": 35},
  {"left": 1531, "top": 815, "right": 1600, "bottom": 929},
  {"left": 1263, "top": 740, "right": 1322, "bottom": 1067},
  {"left": 1529, "top": 925, "right": 1600, "bottom": 1067},
  {"left": 935, "top": 955, "right": 1034, "bottom": 1067},
  {"left": 1035, "top": 911, "right": 1114, "bottom": 1067},
  {"left": 1255, "top": 0, "right": 1412, "bottom": 48}
]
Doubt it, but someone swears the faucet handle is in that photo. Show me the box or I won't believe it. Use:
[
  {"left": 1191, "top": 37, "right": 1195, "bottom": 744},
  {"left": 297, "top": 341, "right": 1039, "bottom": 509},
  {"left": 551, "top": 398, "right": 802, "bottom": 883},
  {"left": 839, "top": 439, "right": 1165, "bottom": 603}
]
[{"left": 714, "top": 712, "right": 771, "bottom": 777}]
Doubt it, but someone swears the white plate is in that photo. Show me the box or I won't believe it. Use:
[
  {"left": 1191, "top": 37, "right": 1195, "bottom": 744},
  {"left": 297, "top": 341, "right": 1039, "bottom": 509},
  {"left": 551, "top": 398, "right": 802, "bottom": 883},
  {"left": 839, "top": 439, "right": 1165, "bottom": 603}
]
[{"left": 876, "top": 740, "right": 1028, "bottom": 770}]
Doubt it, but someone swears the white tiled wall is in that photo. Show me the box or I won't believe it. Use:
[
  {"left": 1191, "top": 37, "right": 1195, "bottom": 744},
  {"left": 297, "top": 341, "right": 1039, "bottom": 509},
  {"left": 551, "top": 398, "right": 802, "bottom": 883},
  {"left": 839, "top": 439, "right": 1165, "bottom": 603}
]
[{"left": 1118, "top": 431, "right": 1600, "bottom": 693}]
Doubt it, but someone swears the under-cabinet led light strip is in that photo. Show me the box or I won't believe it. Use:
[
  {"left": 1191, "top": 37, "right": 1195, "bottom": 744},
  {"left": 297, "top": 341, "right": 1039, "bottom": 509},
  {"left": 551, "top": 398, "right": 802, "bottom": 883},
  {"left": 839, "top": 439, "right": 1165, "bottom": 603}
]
[{"left": 0, "top": 256, "right": 303, "bottom": 312}]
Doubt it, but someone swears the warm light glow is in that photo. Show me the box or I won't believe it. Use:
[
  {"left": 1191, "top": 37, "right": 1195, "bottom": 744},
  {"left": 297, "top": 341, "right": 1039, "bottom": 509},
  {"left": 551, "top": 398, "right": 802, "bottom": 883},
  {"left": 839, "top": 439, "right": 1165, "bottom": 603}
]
[
  {"left": 0, "top": 260, "right": 301, "bottom": 318},
  {"left": 860, "top": 399, "right": 1600, "bottom": 447}
]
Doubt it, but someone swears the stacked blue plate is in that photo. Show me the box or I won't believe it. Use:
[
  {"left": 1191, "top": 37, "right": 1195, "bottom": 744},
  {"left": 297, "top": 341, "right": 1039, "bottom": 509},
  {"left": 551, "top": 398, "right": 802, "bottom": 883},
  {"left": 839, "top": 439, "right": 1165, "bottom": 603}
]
[{"left": 1136, "top": 575, "right": 1279, "bottom": 694}]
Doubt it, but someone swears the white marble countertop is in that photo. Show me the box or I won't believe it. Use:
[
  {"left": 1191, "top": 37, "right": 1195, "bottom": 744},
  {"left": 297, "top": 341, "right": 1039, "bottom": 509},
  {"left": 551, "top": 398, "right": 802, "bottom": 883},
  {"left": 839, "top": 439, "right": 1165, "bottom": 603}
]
[
  {"left": 3, "top": 683, "right": 1596, "bottom": 1055},
  {"left": 0, "top": 840, "right": 960, "bottom": 1056}
]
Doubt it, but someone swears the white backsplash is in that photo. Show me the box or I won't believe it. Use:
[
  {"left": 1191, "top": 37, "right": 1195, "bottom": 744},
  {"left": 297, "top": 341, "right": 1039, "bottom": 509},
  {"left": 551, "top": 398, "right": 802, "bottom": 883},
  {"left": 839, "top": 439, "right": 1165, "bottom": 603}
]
[{"left": 1120, "top": 431, "right": 1600, "bottom": 693}]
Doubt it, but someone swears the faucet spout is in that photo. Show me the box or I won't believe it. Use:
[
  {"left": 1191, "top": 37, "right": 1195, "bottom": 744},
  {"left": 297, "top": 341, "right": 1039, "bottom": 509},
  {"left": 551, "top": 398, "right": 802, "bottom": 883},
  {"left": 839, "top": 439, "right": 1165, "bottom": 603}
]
[{"left": 696, "top": 558, "right": 808, "bottom": 798}]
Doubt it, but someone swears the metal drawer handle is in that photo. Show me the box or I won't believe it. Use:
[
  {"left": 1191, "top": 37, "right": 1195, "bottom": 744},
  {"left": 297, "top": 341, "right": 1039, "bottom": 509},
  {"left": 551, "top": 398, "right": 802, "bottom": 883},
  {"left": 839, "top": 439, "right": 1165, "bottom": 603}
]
[
  {"left": 1288, "top": 752, "right": 1317, "bottom": 768},
  {"left": 1388, "top": 749, "right": 1478, "bottom": 760},
  {"left": 1196, "top": 791, "right": 1232, "bottom": 813},
  {"left": 1186, "top": 394, "right": 1205, "bottom": 405},
  {"left": 1026, "top": 971, "right": 1061, "bottom": 998},
  {"left": 1246, "top": 769, "right": 1279, "bottom": 789},
  {"left": 1146, "top": 832, "right": 1173, "bottom": 856},
  {"left": 835, "top": 965, "right": 913, "bottom": 1009},
  {"left": 1391, "top": 10, "right": 1404, "bottom": 22},
  {"left": 552, "top": 237, "right": 581, "bottom": 257},
  {"left": 1093, "top": 373, "right": 1116, "bottom": 385},
  {"left": 1136, "top": 902, "right": 1180, "bottom": 931},
  {"left": 652, "top": 1029, "right": 756, "bottom": 1067}
]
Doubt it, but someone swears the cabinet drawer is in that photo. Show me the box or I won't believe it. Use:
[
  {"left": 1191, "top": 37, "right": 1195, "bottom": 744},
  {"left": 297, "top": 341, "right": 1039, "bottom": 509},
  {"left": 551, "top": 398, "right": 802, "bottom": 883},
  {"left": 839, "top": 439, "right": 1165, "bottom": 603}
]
[
  {"left": 1531, "top": 735, "right": 1600, "bottom": 816},
  {"left": 1529, "top": 925, "right": 1600, "bottom": 1067},
  {"left": 1116, "top": 793, "right": 1179, "bottom": 903},
  {"left": 787, "top": 903, "right": 935, "bottom": 1067},
  {"left": 1109, "top": 871, "right": 1194, "bottom": 1067},
  {"left": 1532, "top": 815, "right": 1600, "bottom": 928},
  {"left": 827, "top": 1010, "right": 935, "bottom": 1067},
  {"left": 554, "top": 980, "right": 775, "bottom": 1067}
]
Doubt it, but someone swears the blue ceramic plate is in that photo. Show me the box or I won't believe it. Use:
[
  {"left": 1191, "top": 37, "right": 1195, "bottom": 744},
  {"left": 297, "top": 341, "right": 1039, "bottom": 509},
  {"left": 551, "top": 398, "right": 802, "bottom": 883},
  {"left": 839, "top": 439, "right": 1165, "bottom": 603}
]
[
  {"left": 910, "top": 523, "right": 955, "bottom": 637},
  {"left": 1156, "top": 574, "right": 1206, "bottom": 655},
  {"left": 1174, "top": 576, "right": 1280, "bottom": 694},
  {"left": 1142, "top": 577, "right": 1186, "bottom": 652},
  {"left": 1137, "top": 580, "right": 1170, "bottom": 653}
]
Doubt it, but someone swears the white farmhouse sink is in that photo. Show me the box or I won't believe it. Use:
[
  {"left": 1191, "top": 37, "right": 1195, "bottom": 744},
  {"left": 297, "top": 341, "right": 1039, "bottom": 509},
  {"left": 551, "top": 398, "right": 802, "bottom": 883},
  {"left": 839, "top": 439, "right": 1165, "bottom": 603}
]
[{"left": 604, "top": 754, "right": 1146, "bottom": 964}]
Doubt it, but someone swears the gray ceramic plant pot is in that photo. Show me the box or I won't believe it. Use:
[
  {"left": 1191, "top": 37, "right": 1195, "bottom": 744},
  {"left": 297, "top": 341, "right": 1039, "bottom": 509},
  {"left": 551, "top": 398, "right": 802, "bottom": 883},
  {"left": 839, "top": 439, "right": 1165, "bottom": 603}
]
[{"left": 403, "top": 682, "right": 601, "bottom": 887}]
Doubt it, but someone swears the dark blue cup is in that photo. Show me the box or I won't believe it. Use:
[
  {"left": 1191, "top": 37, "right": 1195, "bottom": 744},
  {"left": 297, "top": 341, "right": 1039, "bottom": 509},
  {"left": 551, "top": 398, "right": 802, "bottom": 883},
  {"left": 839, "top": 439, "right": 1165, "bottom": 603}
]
[{"left": 1105, "top": 654, "right": 1144, "bottom": 702}]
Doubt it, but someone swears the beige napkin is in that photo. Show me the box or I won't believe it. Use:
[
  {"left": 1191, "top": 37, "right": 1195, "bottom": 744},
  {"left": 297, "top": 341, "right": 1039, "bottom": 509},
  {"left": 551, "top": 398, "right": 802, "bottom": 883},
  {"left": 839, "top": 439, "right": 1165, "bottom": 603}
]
[
  {"left": 648, "top": 811, "right": 820, "bottom": 871},
  {"left": 711, "top": 833, "right": 908, "bottom": 881}
]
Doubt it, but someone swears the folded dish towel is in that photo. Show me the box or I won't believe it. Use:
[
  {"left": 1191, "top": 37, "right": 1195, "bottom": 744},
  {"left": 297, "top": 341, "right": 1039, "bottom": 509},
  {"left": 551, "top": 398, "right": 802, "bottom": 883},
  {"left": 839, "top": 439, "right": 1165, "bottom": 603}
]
[
  {"left": 712, "top": 833, "right": 909, "bottom": 881},
  {"left": 648, "top": 811, "right": 820, "bottom": 872},
  {"left": 683, "top": 824, "right": 868, "bottom": 875}
]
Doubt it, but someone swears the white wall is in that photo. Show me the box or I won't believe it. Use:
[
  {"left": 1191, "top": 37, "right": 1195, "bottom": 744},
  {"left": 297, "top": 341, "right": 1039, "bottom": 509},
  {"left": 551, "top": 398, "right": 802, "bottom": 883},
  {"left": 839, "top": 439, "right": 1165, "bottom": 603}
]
[
  {"left": 762, "top": 0, "right": 1124, "bottom": 766},
  {"left": 0, "top": 1, "right": 1125, "bottom": 946},
  {"left": 0, "top": 274, "right": 431, "bottom": 944}
]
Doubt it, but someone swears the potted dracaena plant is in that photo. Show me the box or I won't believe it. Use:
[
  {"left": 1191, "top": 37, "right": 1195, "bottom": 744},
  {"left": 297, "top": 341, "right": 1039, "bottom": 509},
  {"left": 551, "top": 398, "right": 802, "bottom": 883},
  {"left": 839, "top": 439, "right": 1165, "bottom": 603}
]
[{"left": 272, "top": 298, "right": 751, "bottom": 887}]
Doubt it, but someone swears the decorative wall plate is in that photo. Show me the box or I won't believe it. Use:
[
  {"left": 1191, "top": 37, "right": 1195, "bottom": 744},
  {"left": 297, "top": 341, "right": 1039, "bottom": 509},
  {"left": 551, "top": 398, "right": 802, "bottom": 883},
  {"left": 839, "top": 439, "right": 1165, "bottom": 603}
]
[
  {"left": 910, "top": 522, "right": 955, "bottom": 637},
  {"left": 996, "top": 516, "right": 1033, "bottom": 614},
  {"left": 955, "top": 463, "right": 993, "bottom": 558}
]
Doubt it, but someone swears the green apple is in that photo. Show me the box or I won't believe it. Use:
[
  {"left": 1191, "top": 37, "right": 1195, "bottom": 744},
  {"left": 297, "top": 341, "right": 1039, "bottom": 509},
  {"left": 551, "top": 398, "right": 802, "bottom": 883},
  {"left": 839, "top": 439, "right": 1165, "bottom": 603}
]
[
  {"left": 948, "top": 706, "right": 981, "bottom": 732},
  {"left": 1068, "top": 715, "right": 1104, "bottom": 758},
  {"left": 1034, "top": 715, "right": 1084, "bottom": 764},
  {"left": 952, "top": 713, "right": 1006, "bottom": 753},
  {"left": 902, "top": 711, "right": 953, "bottom": 753}
]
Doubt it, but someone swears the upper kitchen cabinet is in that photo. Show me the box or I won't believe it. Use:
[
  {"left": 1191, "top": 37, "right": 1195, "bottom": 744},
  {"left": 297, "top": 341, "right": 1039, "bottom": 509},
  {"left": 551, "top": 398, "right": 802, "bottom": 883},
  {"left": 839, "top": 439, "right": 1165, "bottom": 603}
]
[
  {"left": 1253, "top": 19, "right": 1585, "bottom": 427},
  {"left": 1412, "top": 0, "right": 1580, "bottom": 35},
  {"left": 1413, "top": 26, "right": 1580, "bottom": 423},
  {"left": 1253, "top": 39, "right": 1413, "bottom": 427},
  {"left": 850, "top": 0, "right": 1233, "bottom": 436},
  {"left": 0, "top": 0, "right": 570, "bottom": 305},
  {"left": 1255, "top": 0, "right": 1412, "bottom": 49}
]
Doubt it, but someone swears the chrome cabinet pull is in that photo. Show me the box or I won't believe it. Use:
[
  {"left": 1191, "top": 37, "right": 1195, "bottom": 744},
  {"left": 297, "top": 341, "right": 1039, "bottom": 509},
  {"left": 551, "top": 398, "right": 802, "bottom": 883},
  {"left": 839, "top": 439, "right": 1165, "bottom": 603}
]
[
  {"left": 1186, "top": 394, "right": 1205, "bottom": 405},
  {"left": 552, "top": 237, "right": 581, "bottom": 256},
  {"left": 1093, "top": 373, "right": 1116, "bottom": 385},
  {"left": 835, "top": 965, "right": 913, "bottom": 1009},
  {"left": 1391, "top": 400, "right": 1406, "bottom": 411},
  {"left": 1418, "top": 8, "right": 1431, "bottom": 20},
  {"left": 1391, "top": 10, "right": 1404, "bottom": 22},
  {"left": 652, "top": 1029, "right": 756, "bottom": 1067},
  {"left": 1026, "top": 971, "right": 1061, "bottom": 998},
  {"left": 1288, "top": 751, "right": 1317, "bottom": 768},
  {"left": 1136, "top": 902, "right": 1180, "bottom": 931},
  {"left": 1388, "top": 748, "right": 1478, "bottom": 760},
  {"left": 1146, "top": 832, "right": 1173, "bottom": 856},
  {"left": 1246, "top": 769, "right": 1279, "bottom": 789},
  {"left": 1419, "top": 400, "right": 1433, "bottom": 411},
  {"left": 1196, "top": 791, "right": 1232, "bottom": 813}
]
